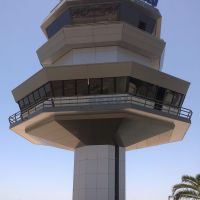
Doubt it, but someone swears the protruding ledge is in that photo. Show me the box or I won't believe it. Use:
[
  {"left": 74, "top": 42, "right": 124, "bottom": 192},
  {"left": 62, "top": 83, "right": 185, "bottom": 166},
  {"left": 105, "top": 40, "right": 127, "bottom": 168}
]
[{"left": 37, "top": 22, "right": 165, "bottom": 66}]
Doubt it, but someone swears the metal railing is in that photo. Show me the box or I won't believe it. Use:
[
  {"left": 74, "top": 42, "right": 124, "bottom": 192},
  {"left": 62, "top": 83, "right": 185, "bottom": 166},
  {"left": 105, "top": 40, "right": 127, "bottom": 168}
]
[{"left": 9, "top": 94, "right": 192, "bottom": 126}]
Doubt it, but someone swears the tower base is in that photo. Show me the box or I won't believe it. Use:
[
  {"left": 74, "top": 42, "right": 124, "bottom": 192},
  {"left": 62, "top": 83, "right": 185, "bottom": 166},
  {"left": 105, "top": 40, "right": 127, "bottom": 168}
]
[{"left": 73, "top": 145, "right": 125, "bottom": 200}]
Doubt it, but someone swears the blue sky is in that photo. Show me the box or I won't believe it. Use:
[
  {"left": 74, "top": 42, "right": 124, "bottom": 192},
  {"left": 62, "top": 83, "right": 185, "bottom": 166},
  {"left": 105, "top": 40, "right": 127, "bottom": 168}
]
[{"left": 0, "top": 0, "right": 200, "bottom": 200}]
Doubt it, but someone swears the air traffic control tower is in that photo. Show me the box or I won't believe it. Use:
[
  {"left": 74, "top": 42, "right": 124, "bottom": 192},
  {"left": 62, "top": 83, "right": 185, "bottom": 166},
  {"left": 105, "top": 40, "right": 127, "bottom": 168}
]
[{"left": 9, "top": 0, "right": 192, "bottom": 200}]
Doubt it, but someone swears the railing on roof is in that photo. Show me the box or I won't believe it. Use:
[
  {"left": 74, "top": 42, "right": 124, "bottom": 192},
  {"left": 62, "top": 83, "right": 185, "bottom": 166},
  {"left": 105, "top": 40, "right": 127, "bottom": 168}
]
[{"left": 9, "top": 94, "right": 192, "bottom": 126}]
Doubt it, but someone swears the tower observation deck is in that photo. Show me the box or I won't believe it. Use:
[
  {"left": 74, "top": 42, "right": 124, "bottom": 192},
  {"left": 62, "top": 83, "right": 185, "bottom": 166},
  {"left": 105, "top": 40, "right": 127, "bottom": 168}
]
[{"left": 9, "top": 1, "right": 192, "bottom": 200}]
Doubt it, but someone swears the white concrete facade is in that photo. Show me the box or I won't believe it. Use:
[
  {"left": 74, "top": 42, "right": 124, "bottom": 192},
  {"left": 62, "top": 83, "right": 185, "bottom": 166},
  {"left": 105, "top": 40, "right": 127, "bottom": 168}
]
[
  {"left": 73, "top": 145, "right": 125, "bottom": 200},
  {"left": 53, "top": 46, "right": 160, "bottom": 69}
]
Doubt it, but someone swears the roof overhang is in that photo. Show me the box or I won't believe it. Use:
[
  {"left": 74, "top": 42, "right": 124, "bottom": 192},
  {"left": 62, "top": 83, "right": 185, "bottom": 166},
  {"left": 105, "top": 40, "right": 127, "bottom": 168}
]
[
  {"left": 41, "top": 0, "right": 162, "bottom": 38},
  {"left": 37, "top": 22, "right": 165, "bottom": 66},
  {"left": 12, "top": 61, "right": 190, "bottom": 102}
]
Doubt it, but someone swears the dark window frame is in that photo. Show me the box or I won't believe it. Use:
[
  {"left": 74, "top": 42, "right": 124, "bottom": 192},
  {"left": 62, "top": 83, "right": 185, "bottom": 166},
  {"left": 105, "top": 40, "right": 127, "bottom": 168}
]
[
  {"left": 33, "top": 90, "right": 40, "bottom": 101},
  {"left": 89, "top": 78, "right": 103, "bottom": 95},
  {"left": 102, "top": 77, "right": 115, "bottom": 94},
  {"left": 52, "top": 80, "right": 64, "bottom": 97},
  {"left": 64, "top": 80, "right": 76, "bottom": 97},
  {"left": 44, "top": 82, "right": 53, "bottom": 97},
  {"left": 17, "top": 78, "right": 185, "bottom": 111},
  {"left": 77, "top": 79, "right": 89, "bottom": 96},
  {"left": 138, "top": 20, "right": 147, "bottom": 31}
]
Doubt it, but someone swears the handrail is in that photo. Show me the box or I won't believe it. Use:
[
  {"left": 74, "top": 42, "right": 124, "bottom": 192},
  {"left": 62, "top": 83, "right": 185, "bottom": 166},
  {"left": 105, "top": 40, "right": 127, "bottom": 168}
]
[{"left": 9, "top": 94, "right": 192, "bottom": 126}]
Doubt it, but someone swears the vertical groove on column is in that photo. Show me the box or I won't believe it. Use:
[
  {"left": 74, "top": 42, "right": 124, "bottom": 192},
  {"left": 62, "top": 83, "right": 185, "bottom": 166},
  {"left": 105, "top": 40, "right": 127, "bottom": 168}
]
[{"left": 115, "top": 145, "right": 119, "bottom": 200}]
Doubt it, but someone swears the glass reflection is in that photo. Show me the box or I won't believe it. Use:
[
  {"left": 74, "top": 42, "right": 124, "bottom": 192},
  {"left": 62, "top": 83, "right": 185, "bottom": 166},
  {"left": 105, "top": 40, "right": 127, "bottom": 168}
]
[{"left": 18, "top": 77, "right": 184, "bottom": 111}]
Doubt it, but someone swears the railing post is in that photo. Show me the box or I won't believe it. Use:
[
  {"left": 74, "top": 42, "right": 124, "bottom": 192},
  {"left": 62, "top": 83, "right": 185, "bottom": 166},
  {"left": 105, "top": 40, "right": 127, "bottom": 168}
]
[
  {"left": 51, "top": 98, "right": 55, "bottom": 107},
  {"left": 167, "top": 105, "right": 170, "bottom": 114},
  {"left": 144, "top": 99, "right": 147, "bottom": 107},
  {"left": 187, "top": 111, "right": 190, "bottom": 120},
  {"left": 14, "top": 114, "right": 16, "bottom": 123},
  {"left": 177, "top": 107, "right": 181, "bottom": 118},
  {"left": 190, "top": 110, "right": 193, "bottom": 120},
  {"left": 20, "top": 112, "right": 23, "bottom": 122}
]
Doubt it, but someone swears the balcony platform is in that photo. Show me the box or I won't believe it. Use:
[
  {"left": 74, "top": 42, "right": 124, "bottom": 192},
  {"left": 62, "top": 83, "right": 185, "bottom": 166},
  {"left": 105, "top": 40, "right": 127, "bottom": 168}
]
[{"left": 9, "top": 94, "right": 192, "bottom": 151}]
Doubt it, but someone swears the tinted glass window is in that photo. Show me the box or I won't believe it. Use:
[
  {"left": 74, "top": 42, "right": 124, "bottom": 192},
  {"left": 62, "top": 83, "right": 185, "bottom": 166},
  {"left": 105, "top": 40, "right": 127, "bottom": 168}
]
[
  {"left": 156, "top": 87, "right": 166, "bottom": 102},
  {"left": 24, "top": 97, "right": 29, "bottom": 106},
  {"left": 89, "top": 78, "right": 102, "bottom": 95},
  {"left": 28, "top": 94, "right": 35, "bottom": 104},
  {"left": 163, "top": 90, "right": 174, "bottom": 105},
  {"left": 172, "top": 93, "right": 182, "bottom": 107},
  {"left": 33, "top": 90, "right": 40, "bottom": 101},
  {"left": 137, "top": 85, "right": 148, "bottom": 97},
  {"left": 129, "top": 78, "right": 142, "bottom": 95},
  {"left": 52, "top": 81, "right": 63, "bottom": 97},
  {"left": 19, "top": 100, "right": 24, "bottom": 109},
  {"left": 39, "top": 87, "right": 46, "bottom": 98},
  {"left": 64, "top": 80, "right": 76, "bottom": 96},
  {"left": 77, "top": 79, "right": 88, "bottom": 96},
  {"left": 146, "top": 85, "right": 157, "bottom": 99},
  {"left": 46, "top": 11, "right": 71, "bottom": 38},
  {"left": 128, "top": 82, "right": 136, "bottom": 95},
  {"left": 116, "top": 77, "right": 127, "bottom": 93},
  {"left": 138, "top": 21, "right": 146, "bottom": 31},
  {"left": 44, "top": 83, "right": 52, "bottom": 97},
  {"left": 103, "top": 78, "right": 115, "bottom": 94}
]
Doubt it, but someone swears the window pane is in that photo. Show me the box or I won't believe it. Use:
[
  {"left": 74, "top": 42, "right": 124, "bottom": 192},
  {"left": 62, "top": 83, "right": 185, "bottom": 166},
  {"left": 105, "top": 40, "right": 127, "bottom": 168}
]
[
  {"left": 154, "top": 87, "right": 166, "bottom": 110},
  {"left": 103, "top": 78, "right": 114, "bottom": 94},
  {"left": 128, "top": 82, "right": 137, "bottom": 95},
  {"left": 28, "top": 94, "right": 35, "bottom": 105},
  {"left": 64, "top": 80, "right": 76, "bottom": 96},
  {"left": 137, "top": 85, "right": 148, "bottom": 97},
  {"left": 39, "top": 87, "right": 46, "bottom": 98},
  {"left": 138, "top": 21, "right": 146, "bottom": 31},
  {"left": 156, "top": 87, "right": 166, "bottom": 102},
  {"left": 19, "top": 100, "right": 24, "bottom": 109},
  {"left": 129, "top": 78, "right": 141, "bottom": 95},
  {"left": 33, "top": 90, "right": 40, "bottom": 101},
  {"left": 116, "top": 77, "right": 127, "bottom": 93},
  {"left": 44, "top": 83, "right": 52, "bottom": 97},
  {"left": 163, "top": 90, "right": 174, "bottom": 105},
  {"left": 77, "top": 79, "right": 88, "bottom": 96},
  {"left": 89, "top": 78, "right": 102, "bottom": 95},
  {"left": 52, "top": 81, "right": 63, "bottom": 97},
  {"left": 146, "top": 85, "right": 157, "bottom": 99},
  {"left": 24, "top": 97, "right": 29, "bottom": 107},
  {"left": 172, "top": 93, "right": 182, "bottom": 107}
]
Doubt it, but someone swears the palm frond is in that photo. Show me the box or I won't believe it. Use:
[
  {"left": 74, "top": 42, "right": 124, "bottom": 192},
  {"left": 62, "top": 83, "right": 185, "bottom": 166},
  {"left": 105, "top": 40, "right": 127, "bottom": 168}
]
[
  {"left": 174, "top": 190, "right": 200, "bottom": 200},
  {"left": 196, "top": 174, "right": 200, "bottom": 184},
  {"left": 182, "top": 175, "right": 198, "bottom": 187},
  {"left": 173, "top": 183, "right": 199, "bottom": 194}
]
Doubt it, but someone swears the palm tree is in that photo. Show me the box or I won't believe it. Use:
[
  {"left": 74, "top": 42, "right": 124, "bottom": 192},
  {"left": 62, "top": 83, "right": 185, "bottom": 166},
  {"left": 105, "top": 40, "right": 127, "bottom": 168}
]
[{"left": 172, "top": 174, "right": 200, "bottom": 200}]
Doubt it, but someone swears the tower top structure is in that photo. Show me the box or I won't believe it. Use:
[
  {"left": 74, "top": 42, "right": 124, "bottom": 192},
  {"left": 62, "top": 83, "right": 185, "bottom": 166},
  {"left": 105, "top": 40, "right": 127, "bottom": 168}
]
[
  {"left": 9, "top": 1, "right": 192, "bottom": 200},
  {"left": 9, "top": 0, "right": 191, "bottom": 151},
  {"left": 36, "top": 0, "right": 164, "bottom": 72},
  {"left": 41, "top": 0, "right": 161, "bottom": 39}
]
